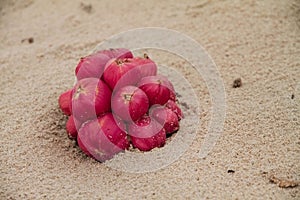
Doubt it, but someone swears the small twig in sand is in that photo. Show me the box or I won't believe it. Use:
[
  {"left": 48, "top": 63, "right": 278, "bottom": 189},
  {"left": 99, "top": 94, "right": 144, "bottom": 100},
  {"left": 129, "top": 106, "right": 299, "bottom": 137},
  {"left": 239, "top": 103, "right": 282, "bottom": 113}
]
[{"left": 269, "top": 175, "right": 299, "bottom": 188}]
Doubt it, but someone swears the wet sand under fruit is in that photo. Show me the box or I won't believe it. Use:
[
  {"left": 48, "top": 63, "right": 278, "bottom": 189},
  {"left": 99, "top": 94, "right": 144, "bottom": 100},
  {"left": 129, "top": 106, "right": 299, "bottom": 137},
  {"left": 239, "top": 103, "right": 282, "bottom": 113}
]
[{"left": 0, "top": 0, "right": 299, "bottom": 199}]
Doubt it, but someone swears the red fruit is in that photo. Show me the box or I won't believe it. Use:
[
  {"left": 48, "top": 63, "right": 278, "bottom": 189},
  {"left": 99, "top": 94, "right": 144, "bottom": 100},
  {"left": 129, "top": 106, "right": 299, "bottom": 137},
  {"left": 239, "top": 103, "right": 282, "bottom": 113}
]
[
  {"left": 77, "top": 128, "right": 92, "bottom": 157},
  {"left": 165, "top": 100, "right": 183, "bottom": 120},
  {"left": 100, "top": 48, "right": 133, "bottom": 59},
  {"left": 131, "top": 54, "right": 157, "bottom": 77},
  {"left": 58, "top": 89, "right": 72, "bottom": 116},
  {"left": 137, "top": 75, "right": 175, "bottom": 106},
  {"left": 150, "top": 106, "right": 179, "bottom": 134},
  {"left": 129, "top": 115, "right": 166, "bottom": 151},
  {"left": 75, "top": 49, "right": 133, "bottom": 80},
  {"left": 112, "top": 114, "right": 128, "bottom": 133},
  {"left": 66, "top": 115, "right": 79, "bottom": 139},
  {"left": 77, "top": 113, "right": 129, "bottom": 162},
  {"left": 103, "top": 58, "right": 142, "bottom": 90},
  {"left": 170, "top": 91, "right": 176, "bottom": 101},
  {"left": 111, "top": 86, "right": 149, "bottom": 122},
  {"left": 75, "top": 53, "right": 110, "bottom": 80},
  {"left": 71, "top": 78, "right": 111, "bottom": 123}
]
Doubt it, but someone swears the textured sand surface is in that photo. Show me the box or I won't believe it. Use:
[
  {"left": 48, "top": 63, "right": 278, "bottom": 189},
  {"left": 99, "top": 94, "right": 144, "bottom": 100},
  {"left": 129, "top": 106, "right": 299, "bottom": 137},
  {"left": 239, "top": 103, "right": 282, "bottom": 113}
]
[{"left": 0, "top": 0, "right": 299, "bottom": 199}]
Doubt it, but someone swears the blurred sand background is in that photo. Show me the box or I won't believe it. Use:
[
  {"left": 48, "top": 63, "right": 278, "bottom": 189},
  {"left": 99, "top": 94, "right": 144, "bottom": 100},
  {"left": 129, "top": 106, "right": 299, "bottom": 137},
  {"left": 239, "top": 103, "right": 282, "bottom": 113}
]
[{"left": 0, "top": 0, "right": 299, "bottom": 199}]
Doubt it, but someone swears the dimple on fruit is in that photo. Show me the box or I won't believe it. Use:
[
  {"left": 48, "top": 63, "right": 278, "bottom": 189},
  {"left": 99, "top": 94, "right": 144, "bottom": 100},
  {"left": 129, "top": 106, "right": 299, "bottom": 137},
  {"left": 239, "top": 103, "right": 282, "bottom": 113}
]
[{"left": 58, "top": 48, "right": 184, "bottom": 162}]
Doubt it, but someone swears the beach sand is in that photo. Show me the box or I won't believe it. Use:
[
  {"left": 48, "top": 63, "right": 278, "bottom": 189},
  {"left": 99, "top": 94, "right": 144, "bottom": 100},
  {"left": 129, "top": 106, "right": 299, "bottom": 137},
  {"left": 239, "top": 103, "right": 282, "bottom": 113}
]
[{"left": 0, "top": 0, "right": 299, "bottom": 199}]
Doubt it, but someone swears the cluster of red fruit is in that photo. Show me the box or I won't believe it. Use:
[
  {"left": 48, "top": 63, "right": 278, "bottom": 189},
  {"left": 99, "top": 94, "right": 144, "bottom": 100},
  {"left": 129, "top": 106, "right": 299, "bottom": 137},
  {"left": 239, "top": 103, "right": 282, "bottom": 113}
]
[{"left": 58, "top": 48, "right": 183, "bottom": 162}]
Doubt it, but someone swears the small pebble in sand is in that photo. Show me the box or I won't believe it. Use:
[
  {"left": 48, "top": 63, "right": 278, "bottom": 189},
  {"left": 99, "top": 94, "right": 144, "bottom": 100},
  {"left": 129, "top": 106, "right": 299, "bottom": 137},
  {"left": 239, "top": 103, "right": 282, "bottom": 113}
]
[
  {"left": 28, "top": 37, "right": 34, "bottom": 43},
  {"left": 233, "top": 78, "right": 242, "bottom": 88},
  {"left": 21, "top": 37, "right": 34, "bottom": 44},
  {"left": 80, "top": 3, "right": 92, "bottom": 13},
  {"left": 227, "top": 169, "right": 235, "bottom": 173},
  {"left": 291, "top": 94, "right": 294, "bottom": 99}
]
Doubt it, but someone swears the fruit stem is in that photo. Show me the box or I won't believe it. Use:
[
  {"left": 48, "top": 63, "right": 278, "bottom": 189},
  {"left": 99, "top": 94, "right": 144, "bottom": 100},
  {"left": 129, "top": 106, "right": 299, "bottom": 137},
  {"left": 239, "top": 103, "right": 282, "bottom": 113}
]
[
  {"left": 124, "top": 93, "right": 133, "bottom": 102},
  {"left": 116, "top": 59, "right": 123, "bottom": 65},
  {"left": 143, "top": 53, "right": 149, "bottom": 59},
  {"left": 116, "top": 59, "right": 130, "bottom": 65},
  {"left": 74, "top": 85, "right": 83, "bottom": 99}
]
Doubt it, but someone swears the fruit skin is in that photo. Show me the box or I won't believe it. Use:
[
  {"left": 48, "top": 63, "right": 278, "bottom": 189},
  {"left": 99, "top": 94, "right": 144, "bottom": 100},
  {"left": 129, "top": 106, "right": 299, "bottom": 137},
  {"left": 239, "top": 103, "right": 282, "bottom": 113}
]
[
  {"left": 77, "top": 127, "right": 92, "bottom": 157},
  {"left": 66, "top": 115, "right": 79, "bottom": 139},
  {"left": 75, "top": 53, "right": 110, "bottom": 80},
  {"left": 77, "top": 113, "right": 129, "bottom": 162},
  {"left": 71, "top": 78, "right": 112, "bottom": 123},
  {"left": 102, "top": 56, "right": 157, "bottom": 91},
  {"left": 111, "top": 86, "right": 149, "bottom": 122},
  {"left": 169, "top": 91, "right": 176, "bottom": 101},
  {"left": 150, "top": 106, "right": 179, "bottom": 134},
  {"left": 103, "top": 58, "right": 142, "bottom": 90},
  {"left": 100, "top": 48, "right": 133, "bottom": 59},
  {"left": 165, "top": 100, "right": 183, "bottom": 120},
  {"left": 137, "top": 75, "right": 175, "bottom": 106},
  {"left": 129, "top": 115, "right": 166, "bottom": 151},
  {"left": 58, "top": 89, "right": 72, "bottom": 116},
  {"left": 130, "top": 55, "right": 157, "bottom": 78},
  {"left": 75, "top": 48, "right": 133, "bottom": 80}
]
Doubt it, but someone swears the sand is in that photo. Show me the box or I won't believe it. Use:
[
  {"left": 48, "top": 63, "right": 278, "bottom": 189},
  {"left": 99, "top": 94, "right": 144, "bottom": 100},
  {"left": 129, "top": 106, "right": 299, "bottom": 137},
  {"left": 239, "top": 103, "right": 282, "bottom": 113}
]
[{"left": 0, "top": 0, "right": 299, "bottom": 199}]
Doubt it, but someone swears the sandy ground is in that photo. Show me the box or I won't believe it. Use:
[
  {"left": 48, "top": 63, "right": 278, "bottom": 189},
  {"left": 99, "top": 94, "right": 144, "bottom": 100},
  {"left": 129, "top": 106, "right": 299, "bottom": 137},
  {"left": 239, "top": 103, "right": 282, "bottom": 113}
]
[{"left": 0, "top": 0, "right": 299, "bottom": 199}]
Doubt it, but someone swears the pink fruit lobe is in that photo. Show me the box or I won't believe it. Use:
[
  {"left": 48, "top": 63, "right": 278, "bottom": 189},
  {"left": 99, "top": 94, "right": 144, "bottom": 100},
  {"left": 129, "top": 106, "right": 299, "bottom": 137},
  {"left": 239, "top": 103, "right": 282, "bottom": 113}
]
[
  {"left": 71, "top": 78, "right": 111, "bottom": 123},
  {"left": 131, "top": 54, "right": 157, "bottom": 77},
  {"left": 103, "top": 58, "right": 142, "bottom": 90},
  {"left": 150, "top": 106, "right": 179, "bottom": 134},
  {"left": 137, "top": 75, "right": 175, "bottom": 106},
  {"left": 111, "top": 86, "right": 149, "bottom": 122},
  {"left": 77, "top": 113, "right": 129, "bottom": 162},
  {"left": 129, "top": 115, "right": 166, "bottom": 151},
  {"left": 66, "top": 115, "right": 79, "bottom": 139},
  {"left": 75, "top": 53, "right": 110, "bottom": 80},
  {"left": 165, "top": 100, "right": 183, "bottom": 120},
  {"left": 58, "top": 89, "right": 72, "bottom": 116}
]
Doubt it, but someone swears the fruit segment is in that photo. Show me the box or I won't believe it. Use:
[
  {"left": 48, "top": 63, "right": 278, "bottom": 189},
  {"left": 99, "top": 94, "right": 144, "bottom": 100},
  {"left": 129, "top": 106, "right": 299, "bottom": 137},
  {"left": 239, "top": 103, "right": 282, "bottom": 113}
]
[
  {"left": 137, "top": 75, "right": 175, "bottom": 106},
  {"left": 71, "top": 78, "right": 111, "bottom": 123},
  {"left": 58, "top": 89, "right": 72, "bottom": 116},
  {"left": 165, "top": 100, "right": 183, "bottom": 120},
  {"left": 66, "top": 115, "right": 78, "bottom": 139},
  {"left": 111, "top": 86, "right": 149, "bottom": 122},
  {"left": 150, "top": 106, "right": 179, "bottom": 134},
  {"left": 77, "top": 113, "right": 129, "bottom": 162},
  {"left": 129, "top": 115, "right": 166, "bottom": 151}
]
